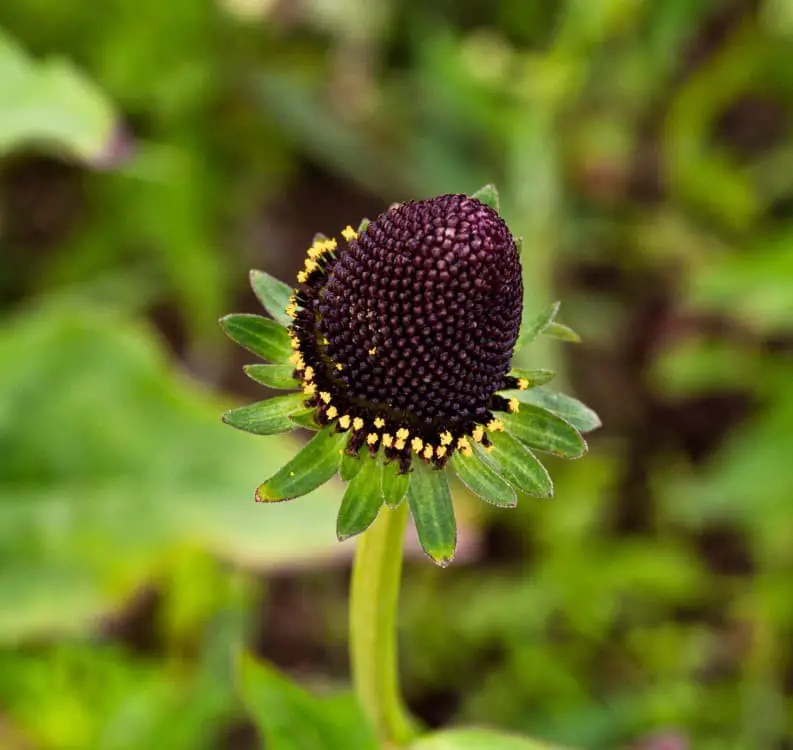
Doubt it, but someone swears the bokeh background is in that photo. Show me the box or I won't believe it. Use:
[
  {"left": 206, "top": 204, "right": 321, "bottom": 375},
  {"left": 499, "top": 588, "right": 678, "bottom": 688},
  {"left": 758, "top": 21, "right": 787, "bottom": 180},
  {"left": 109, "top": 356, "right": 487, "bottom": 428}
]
[{"left": 2, "top": 0, "right": 793, "bottom": 748}]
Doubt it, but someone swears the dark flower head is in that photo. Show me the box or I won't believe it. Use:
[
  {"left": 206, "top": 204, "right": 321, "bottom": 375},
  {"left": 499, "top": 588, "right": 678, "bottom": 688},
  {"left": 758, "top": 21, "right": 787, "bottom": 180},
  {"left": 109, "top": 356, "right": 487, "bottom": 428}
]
[
  {"left": 220, "top": 185, "right": 601, "bottom": 565},
  {"left": 288, "top": 194, "right": 523, "bottom": 472}
]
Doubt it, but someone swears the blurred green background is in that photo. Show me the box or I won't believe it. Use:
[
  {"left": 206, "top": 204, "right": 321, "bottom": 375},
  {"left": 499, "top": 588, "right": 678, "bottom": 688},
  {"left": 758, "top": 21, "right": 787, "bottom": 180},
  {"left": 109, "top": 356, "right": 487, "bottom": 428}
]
[{"left": 2, "top": 0, "right": 793, "bottom": 748}]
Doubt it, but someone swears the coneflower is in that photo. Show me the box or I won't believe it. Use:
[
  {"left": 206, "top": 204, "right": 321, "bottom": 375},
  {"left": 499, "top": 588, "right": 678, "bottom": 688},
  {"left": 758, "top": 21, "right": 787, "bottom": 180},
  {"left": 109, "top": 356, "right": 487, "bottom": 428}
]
[{"left": 220, "top": 185, "right": 600, "bottom": 565}]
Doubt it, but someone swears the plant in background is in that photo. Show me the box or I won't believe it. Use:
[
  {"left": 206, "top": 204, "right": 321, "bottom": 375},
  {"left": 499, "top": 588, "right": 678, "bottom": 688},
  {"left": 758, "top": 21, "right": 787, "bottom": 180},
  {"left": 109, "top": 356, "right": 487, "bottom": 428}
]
[{"left": 221, "top": 185, "right": 600, "bottom": 749}]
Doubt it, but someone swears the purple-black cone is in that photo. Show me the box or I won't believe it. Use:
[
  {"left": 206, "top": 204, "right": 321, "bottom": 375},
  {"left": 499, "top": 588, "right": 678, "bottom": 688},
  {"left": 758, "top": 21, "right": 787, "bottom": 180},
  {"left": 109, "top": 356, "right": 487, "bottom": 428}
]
[{"left": 288, "top": 194, "right": 523, "bottom": 471}]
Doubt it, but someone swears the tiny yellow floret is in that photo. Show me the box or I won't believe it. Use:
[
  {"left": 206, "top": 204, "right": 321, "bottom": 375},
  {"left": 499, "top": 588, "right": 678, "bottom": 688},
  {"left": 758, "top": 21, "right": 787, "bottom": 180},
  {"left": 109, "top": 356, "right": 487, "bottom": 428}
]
[
  {"left": 487, "top": 418, "right": 505, "bottom": 433},
  {"left": 422, "top": 445, "right": 434, "bottom": 460},
  {"left": 508, "top": 398, "right": 520, "bottom": 414},
  {"left": 327, "top": 406, "right": 338, "bottom": 420},
  {"left": 382, "top": 433, "right": 394, "bottom": 448},
  {"left": 440, "top": 431, "right": 453, "bottom": 446},
  {"left": 352, "top": 417, "right": 364, "bottom": 431},
  {"left": 394, "top": 438, "right": 406, "bottom": 451},
  {"left": 374, "top": 417, "right": 385, "bottom": 428},
  {"left": 367, "top": 433, "right": 379, "bottom": 446},
  {"left": 368, "top": 346, "right": 377, "bottom": 356},
  {"left": 303, "top": 366, "right": 315, "bottom": 381},
  {"left": 341, "top": 225, "right": 358, "bottom": 242},
  {"left": 339, "top": 415, "right": 351, "bottom": 429},
  {"left": 396, "top": 428, "right": 409, "bottom": 441},
  {"left": 319, "top": 391, "right": 331, "bottom": 404},
  {"left": 411, "top": 437, "right": 424, "bottom": 453},
  {"left": 483, "top": 444, "right": 494, "bottom": 453},
  {"left": 303, "top": 383, "right": 316, "bottom": 396},
  {"left": 335, "top": 362, "right": 343, "bottom": 370},
  {"left": 472, "top": 425, "right": 485, "bottom": 443},
  {"left": 518, "top": 378, "right": 529, "bottom": 391},
  {"left": 436, "top": 445, "right": 447, "bottom": 458},
  {"left": 297, "top": 270, "right": 308, "bottom": 283}
]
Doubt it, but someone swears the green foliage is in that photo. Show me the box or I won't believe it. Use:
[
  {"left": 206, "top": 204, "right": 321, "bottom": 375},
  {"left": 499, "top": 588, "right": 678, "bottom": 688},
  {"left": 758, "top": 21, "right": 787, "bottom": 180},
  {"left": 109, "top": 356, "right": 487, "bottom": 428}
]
[
  {"left": 218, "top": 314, "right": 294, "bottom": 363},
  {"left": 407, "top": 463, "right": 456, "bottom": 567},
  {"left": 337, "top": 456, "right": 383, "bottom": 541}
]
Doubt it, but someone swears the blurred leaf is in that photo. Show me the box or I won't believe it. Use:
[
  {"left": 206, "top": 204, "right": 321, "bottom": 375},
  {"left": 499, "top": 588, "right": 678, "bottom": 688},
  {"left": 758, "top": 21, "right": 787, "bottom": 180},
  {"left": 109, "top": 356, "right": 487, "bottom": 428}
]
[
  {"left": 250, "top": 270, "right": 294, "bottom": 328},
  {"left": 237, "top": 653, "right": 378, "bottom": 750},
  {"left": 407, "top": 462, "right": 456, "bottom": 567},
  {"left": 513, "top": 388, "right": 602, "bottom": 433},
  {"left": 255, "top": 426, "right": 347, "bottom": 502},
  {"left": 410, "top": 728, "right": 565, "bottom": 750},
  {"left": 503, "top": 405, "right": 586, "bottom": 459},
  {"left": 541, "top": 322, "right": 581, "bottom": 344},
  {"left": 516, "top": 302, "right": 560, "bottom": 349},
  {"left": 0, "top": 29, "right": 117, "bottom": 161},
  {"left": 0, "top": 305, "right": 347, "bottom": 643},
  {"left": 478, "top": 432, "right": 552, "bottom": 498},
  {"left": 244, "top": 364, "right": 299, "bottom": 390},
  {"left": 221, "top": 393, "right": 305, "bottom": 435},
  {"left": 452, "top": 450, "right": 516, "bottom": 508},
  {"left": 472, "top": 184, "right": 500, "bottom": 212},
  {"left": 219, "top": 314, "right": 293, "bottom": 363},
  {"left": 381, "top": 457, "right": 410, "bottom": 508},
  {"left": 336, "top": 456, "right": 383, "bottom": 540}
]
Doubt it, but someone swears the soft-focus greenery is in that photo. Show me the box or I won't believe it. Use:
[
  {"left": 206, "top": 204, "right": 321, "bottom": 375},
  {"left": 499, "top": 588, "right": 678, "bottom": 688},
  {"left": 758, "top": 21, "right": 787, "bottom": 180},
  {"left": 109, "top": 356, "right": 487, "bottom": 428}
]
[{"left": 1, "top": 0, "right": 792, "bottom": 748}]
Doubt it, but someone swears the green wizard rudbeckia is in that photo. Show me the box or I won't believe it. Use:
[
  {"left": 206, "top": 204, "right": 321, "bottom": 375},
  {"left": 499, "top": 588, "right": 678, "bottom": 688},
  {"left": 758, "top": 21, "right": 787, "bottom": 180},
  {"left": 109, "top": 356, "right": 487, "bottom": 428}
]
[{"left": 220, "top": 185, "right": 600, "bottom": 566}]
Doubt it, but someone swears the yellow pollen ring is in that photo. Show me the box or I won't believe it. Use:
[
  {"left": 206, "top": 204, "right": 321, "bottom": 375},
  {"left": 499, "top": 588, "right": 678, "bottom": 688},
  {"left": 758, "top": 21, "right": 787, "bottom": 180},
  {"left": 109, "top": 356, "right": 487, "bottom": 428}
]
[
  {"left": 297, "top": 271, "right": 308, "bottom": 284},
  {"left": 367, "top": 433, "right": 378, "bottom": 445},
  {"left": 339, "top": 415, "right": 351, "bottom": 430},
  {"left": 483, "top": 444, "right": 494, "bottom": 452},
  {"left": 341, "top": 225, "right": 358, "bottom": 242},
  {"left": 508, "top": 398, "right": 520, "bottom": 414}
]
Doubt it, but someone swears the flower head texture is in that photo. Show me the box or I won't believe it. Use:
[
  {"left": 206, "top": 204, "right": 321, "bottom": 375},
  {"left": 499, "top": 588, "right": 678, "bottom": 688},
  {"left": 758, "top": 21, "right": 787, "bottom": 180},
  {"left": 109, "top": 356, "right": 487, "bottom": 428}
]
[{"left": 220, "top": 185, "right": 601, "bottom": 565}]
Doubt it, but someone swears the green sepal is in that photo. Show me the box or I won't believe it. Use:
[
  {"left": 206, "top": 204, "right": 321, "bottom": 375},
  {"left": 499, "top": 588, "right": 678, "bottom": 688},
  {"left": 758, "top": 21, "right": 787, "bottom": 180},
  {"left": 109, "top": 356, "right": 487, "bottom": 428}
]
[
  {"left": 381, "top": 457, "right": 410, "bottom": 508},
  {"left": 515, "top": 301, "right": 560, "bottom": 349},
  {"left": 452, "top": 450, "right": 516, "bottom": 508},
  {"left": 407, "top": 462, "right": 456, "bottom": 567},
  {"left": 249, "top": 270, "right": 294, "bottom": 328},
  {"left": 542, "top": 321, "right": 581, "bottom": 343},
  {"left": 503, "top": 404, "right": 586, "bottom": 460},
  {"left": 507, "top": 368, "right": 555, "bottom": 389},
  {"left": 514, "top": 236, "right": 523, "bottom": 255},
  {"left": 356, "top": 218, "right": 370, "bottom": 234},
  {"left": 340, "top": 444, "right": 364, "bottom": 482},
  {"left": 288, "top": 407, "right": 320, "bottom": 431},
  {"left": 513, "top": 387, "right": 601, "bottom": 433},
  {"left": 244, "top": 363, "right": 299, "bottom": 390},
  {"left": 219, "top": 314, "right": 293, "bottom": 363},
  {"left": 336, "top": 456, "right": 383, "bottom": 541},
  {"left": 255, "top": 426, "right": 347, "bottom": 502},
  {"left": 478, "top": 432, "right": 552, "bottom": 498},
  {"left": 471, "top": 184, "right": 500, "bottom": 213},
  {"left": 221, "top": 393, "right": 305, "bottom": 436}
]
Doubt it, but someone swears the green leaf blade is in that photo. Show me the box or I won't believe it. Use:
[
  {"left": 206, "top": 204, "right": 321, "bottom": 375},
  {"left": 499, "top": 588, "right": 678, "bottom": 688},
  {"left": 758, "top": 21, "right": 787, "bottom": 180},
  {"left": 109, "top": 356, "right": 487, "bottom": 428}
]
[
  {"left": 219, "top": 314, "right": 293, "bottom": 363},
  {"left": 504, "top": 404, "right": 587, "bottom": 460},
  {"left": 336, "top": 456, "right": 383, "bottom": 540},
  {"left": 471, "top": 184, "right": 500, "bottom": 213},
  {"left": 244, "top": 363, "right": 299, "bottom": 390},
  {"left": 256, "top": 426, "right": 347, "bottom": 502},
  {"left": 222, "top": 393, "right": 305, "bottom": 435},
  {"left": 381, "top": 458, "right": 410, "bottom": 508},
  {"left": 542, "top": 321, "right": 581, "bottom": 343},
  {"left": 289, "top": 407, "right": 320, "bottom": 430},
  {"left": 516, "top": 301, "right": 560, "bottom": 349},
  {"left": 452, "top": 450, "right": 516, "bottom": 508},
  {"left": 340, "top": 445, "right": 364, "bottom": 482},
  {"left": 479, "top": 432, "right": 552, "bottom": 498},
  {"left": 250, "top": 270, "right": 294, "bottom": 328},
  {"left": 507, "top": 368, "right": 556, "bottom": 389},
  {"left": 407, "top": 463, "right": 456, "bottom": 567},
  {"left": 514, "top": 388, "right": 602, "bottom": 433}
]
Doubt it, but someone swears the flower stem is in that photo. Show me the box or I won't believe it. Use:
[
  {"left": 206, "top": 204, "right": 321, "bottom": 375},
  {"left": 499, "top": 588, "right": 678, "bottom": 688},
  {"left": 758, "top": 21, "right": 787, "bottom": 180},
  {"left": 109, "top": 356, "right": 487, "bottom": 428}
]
[{"left": 350, "top": 501, "right": 418, "bottom": 747}]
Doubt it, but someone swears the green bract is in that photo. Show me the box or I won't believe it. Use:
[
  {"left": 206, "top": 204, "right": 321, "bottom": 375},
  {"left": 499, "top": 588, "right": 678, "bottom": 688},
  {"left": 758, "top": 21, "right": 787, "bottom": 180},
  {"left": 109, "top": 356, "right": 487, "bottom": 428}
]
[{"left": 220, "top": 185, "right": 600, "bottom": 566}]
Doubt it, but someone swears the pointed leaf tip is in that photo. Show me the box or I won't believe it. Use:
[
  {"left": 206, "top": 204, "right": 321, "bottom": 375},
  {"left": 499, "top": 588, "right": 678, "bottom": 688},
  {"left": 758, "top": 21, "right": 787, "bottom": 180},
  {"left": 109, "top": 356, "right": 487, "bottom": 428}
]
[
  {"left": 407, "top": 462, "right": 456, "bottom": 566},
  {"left": 249, "top": 270, "right": 294, "bottom": 328},
  {"left": 221, "top": 393, "right": 304, "bottom": 436},
  {"left": 255, "top": 426, "right": 347, "bottom": 502},
  {"left": 471, "top": 184, "right": 500, "bottom": 213},
  {"left": 542, "top": 321, "right": 581, "bottom": 344},
  {"left": 516, "top": 301, "right": 561, "bottom": 349}
]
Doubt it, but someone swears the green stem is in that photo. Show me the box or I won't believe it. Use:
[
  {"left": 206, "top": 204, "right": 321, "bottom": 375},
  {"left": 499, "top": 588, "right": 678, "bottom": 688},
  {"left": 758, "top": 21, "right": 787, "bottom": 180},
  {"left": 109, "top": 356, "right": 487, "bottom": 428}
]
[{"left": 350, "top": 501, "right": 418, "bottom": 747}]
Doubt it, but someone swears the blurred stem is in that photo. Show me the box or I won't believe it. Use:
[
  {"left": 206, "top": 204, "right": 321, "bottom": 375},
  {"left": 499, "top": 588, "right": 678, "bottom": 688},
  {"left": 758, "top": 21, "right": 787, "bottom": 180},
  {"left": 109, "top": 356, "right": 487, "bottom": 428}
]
[{"left": 350, "top": 502, "right": 417, "bottom": 747}]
